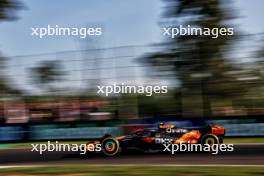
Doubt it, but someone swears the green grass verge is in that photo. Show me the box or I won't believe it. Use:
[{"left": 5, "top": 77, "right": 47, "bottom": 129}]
[
  {"left": 0, "top": 165, "right": 263, "bottom": 176},
  {"left": 224, "top": 137, "right": 264, "bottom": 144},
  {"left": 0, "top": 141, "right": 88, "bottom": 150}
]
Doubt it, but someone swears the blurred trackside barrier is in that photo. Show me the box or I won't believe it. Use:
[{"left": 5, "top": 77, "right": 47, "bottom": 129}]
[{"left": 0, "top": 116, "right": 264, "bottom": 142}]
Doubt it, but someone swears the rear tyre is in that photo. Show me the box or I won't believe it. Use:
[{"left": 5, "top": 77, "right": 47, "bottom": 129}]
[{"left": 201, "top": 134, "right": 219, "bottom": 145}]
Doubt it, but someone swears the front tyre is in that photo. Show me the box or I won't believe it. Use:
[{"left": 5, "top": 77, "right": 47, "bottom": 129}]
[{"left": 101, "top": 137, "right": 120, "bottom": 156}]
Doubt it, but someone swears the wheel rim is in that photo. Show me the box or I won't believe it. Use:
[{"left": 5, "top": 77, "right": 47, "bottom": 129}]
[
  {"left": 105, "top": 141, "right": 116, "bottom": 152},
  {"left": 204, "top": 137, "right": 215, "bottom": 145}
]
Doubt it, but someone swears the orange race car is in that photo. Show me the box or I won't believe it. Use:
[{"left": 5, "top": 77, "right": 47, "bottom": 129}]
[{"left": 85, "top": 123, "right": 225, "bottom": 156}]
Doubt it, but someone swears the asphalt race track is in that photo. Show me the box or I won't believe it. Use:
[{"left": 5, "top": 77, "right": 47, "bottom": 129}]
[{"left": 0, "top": 144, "right": 263, "bottom": 166}]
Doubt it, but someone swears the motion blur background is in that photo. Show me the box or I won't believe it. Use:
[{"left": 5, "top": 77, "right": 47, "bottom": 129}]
[
  {"left": 0, "top": 0, "right": 264, "bottom": 141},
  {"left": 0, "top": 1, "right": 264, "bottom": 175}
]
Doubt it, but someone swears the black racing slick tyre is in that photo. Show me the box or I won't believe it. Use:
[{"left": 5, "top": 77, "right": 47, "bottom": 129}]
[
  {"left": 101, "top": 137, "right": 120, "bottom": 156},
  {"left": 201, "top": 134, "right": 219, "bottom": 145}
]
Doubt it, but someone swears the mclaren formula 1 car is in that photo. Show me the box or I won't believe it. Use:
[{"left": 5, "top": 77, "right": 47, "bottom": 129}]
[{"left": 86, "top": 123, "right": 225, "bottom": 156}]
